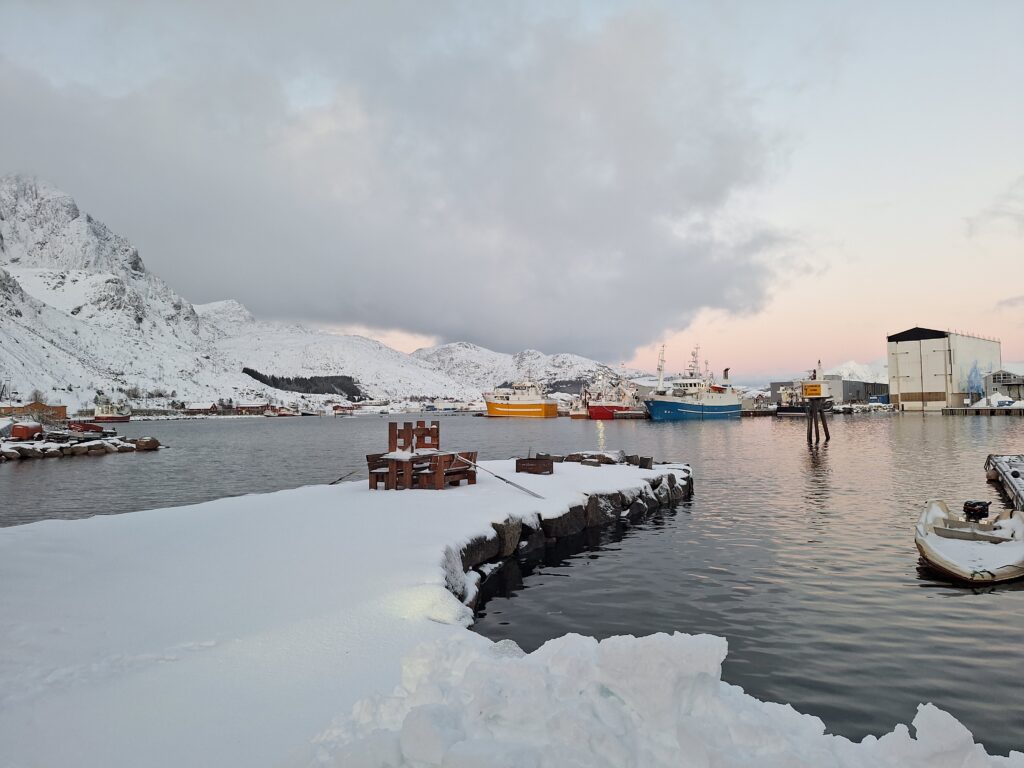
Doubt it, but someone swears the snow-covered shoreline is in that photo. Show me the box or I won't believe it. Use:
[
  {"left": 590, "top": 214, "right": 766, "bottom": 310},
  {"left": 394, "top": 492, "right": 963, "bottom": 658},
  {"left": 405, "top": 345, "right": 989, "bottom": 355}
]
[{"left": 1, "top": 462, "right": 1021, "bottom": 767}]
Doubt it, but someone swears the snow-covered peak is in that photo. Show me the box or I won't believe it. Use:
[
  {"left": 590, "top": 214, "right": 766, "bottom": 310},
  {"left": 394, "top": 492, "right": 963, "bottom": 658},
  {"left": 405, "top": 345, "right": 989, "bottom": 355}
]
[
  {"left": 826, "top": 359, "right": 888, "bottom": 384},
  {"left": 414, "top": 342, "right": 634, "bottom": 392},
  {"left": 194, "top": 299, "right": 256, "bottom": 328},
  {"left": 0, "top": 175, "right": 146, "bottom": 276}
]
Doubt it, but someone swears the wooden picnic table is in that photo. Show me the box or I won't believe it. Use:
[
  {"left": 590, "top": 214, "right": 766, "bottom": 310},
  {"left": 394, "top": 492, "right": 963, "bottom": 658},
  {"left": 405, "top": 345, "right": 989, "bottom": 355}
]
[
  {"left": 376, "top": 448, "right": 477, "bottom": 490},
  {"left": 380, "top": 448, "right": 451, "bottom": 490}
]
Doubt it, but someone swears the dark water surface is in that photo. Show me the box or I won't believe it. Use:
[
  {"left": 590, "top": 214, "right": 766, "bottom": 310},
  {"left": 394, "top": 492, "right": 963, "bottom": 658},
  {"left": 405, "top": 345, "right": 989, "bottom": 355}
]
[{"left": 3, "top": 413, "right": 1024, "bottom": 752}]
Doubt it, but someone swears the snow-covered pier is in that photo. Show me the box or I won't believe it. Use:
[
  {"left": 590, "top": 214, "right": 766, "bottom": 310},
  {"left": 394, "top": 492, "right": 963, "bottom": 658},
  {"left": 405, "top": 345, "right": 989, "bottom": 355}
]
[
  {"left": 1, "top": 460, "right": 1020, "bottom": 767},
  {"left": 986, "top": 454, "right": 1024, "bottom": 511}
]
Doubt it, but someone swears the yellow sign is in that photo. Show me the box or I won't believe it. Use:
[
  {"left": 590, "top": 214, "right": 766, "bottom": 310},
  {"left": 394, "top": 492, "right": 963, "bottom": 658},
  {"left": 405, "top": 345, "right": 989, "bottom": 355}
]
[{"left": 802, "top": 383, "right": 822, "bottom": 398}]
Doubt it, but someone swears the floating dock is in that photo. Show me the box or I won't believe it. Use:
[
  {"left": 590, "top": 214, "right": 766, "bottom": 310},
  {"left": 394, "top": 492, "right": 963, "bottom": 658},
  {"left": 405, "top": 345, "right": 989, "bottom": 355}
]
[
  {"left": 985, "top": 454, "right": 1024, "bottom": 511},
  {"left": 944, "top": 407, "right": 1024, "bottom": 416}
]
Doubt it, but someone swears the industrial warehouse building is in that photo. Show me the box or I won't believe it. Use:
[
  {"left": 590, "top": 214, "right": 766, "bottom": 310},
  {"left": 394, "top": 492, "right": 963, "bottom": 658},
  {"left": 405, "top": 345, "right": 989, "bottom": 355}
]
[
  {"left": 769, "top": 376, "right": 888, "bottom": 405},
  {"left": 886, "top": 327, "right": 1002, "bottom": 411}
]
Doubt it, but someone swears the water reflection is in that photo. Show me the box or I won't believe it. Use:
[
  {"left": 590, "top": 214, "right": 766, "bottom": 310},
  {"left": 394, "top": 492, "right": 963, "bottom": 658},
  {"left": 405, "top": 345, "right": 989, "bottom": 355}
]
[
  {"left": 472, "top": 414, "right": 1024, "bottom": 755},
  {"left": 803, "top": 442, "right": 832, "bottom": 509}
]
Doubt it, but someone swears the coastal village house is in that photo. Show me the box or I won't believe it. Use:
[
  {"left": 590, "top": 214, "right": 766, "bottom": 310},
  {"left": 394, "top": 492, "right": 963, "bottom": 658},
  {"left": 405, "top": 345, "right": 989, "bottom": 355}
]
[
  {"left": 886, "top": 327, "right": 1002, "bottom": 411},
  {"left": 984, "top": 370, "right": 1024, "bottom": 401},
  {"left": 234, "top": 402, "right": 270, "bottom": 415},
  {"left": 183, "top": 402, "right": 219, "bottom": 416},
  {"left": 0, "top": 401, "right": 68, "bottom": 422}
]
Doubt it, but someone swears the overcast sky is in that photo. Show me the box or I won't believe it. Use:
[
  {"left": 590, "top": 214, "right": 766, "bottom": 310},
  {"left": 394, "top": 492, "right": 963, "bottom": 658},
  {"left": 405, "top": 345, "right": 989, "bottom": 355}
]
[{"left": 1, "top": 1, "right": 1022, "bottom": 378}]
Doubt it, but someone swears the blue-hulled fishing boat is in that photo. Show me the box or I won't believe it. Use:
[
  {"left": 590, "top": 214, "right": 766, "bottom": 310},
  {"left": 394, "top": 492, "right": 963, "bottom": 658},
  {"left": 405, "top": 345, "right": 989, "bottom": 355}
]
[{"left": 644, "top": 345, "right": 741, "bottom": 421}]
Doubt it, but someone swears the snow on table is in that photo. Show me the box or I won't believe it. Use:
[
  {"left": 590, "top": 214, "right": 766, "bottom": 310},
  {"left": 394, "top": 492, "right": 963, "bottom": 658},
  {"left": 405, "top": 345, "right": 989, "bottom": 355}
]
[{"left": 0, "top": 461, "right": 1020, "bottom": 767}]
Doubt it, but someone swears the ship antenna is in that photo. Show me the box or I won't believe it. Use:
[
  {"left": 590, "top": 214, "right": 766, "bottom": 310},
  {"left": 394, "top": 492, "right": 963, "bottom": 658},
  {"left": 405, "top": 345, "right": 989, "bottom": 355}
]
[{"left": 656, "top": 345, "right": 666, "bottom": 393}]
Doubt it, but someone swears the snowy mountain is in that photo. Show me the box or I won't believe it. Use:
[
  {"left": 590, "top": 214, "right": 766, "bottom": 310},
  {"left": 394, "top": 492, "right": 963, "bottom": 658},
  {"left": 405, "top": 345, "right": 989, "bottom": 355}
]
[
  {"left": 825, "top": 359, "right": 888, "bottom": 384},
  {"left": 0, "top": 175, "right": 629, "bottom": 409},
  {"left": 412, "top": 342, "right": 634, "bottom": 393}
]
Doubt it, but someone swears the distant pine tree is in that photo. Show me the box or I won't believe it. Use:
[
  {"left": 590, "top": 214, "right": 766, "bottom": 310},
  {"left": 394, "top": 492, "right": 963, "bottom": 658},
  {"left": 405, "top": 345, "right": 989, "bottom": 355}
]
[{"left": 241, "top": 367, "right": 362, "bottom": 399}]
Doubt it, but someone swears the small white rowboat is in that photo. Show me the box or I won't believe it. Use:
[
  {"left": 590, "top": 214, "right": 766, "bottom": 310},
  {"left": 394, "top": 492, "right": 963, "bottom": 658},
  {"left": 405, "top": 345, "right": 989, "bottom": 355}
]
[{"left": 915, "top": 500, "right": 1024, "bottom": 584}]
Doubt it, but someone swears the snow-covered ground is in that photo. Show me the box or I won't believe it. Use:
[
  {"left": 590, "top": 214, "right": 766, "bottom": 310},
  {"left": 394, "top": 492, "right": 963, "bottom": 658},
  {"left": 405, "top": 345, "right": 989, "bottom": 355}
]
[
  {"left": 1, "top": 462, "right": 1020, "bottom": 767},
  {"left": 970, "top": 392, "right": 1024, "bottom": 408}
]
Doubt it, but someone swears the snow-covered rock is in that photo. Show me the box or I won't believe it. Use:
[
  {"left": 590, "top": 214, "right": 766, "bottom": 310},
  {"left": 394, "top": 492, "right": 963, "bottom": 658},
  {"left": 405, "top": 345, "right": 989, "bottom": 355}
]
[
  {"left": 317, "top": 632, "right": 1021, "bottom": 768},
  {"left": 192, "top": 299, "right": 256, "bottom": 330}
]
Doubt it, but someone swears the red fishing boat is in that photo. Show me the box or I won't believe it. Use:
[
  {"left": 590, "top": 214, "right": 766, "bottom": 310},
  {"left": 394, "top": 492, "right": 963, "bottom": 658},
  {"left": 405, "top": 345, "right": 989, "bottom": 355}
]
[{"left": 586, "top": 377, "right": 644, "bottom": 420}]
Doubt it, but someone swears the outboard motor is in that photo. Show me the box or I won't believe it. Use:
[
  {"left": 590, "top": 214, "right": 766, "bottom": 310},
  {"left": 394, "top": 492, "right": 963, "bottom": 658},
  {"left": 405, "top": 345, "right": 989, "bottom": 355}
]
[{"left": 963, "top": 500, "right": 992, "bottom": 523}]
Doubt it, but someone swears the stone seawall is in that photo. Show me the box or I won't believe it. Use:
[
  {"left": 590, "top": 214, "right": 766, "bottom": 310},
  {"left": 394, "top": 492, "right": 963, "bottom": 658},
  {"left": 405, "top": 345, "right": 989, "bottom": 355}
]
[{"left": 450, "top": 466, "right": 693, "bottom": 606}]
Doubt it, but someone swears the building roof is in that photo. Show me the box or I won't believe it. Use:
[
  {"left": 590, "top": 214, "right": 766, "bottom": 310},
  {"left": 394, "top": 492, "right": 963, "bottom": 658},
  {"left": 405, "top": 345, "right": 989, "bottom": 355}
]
[
  {"left": 184, "top": 402, "right": 217, "bottom": 410},
  {"left": 886, "top": 327, "right": 949, "bottom": 343}
]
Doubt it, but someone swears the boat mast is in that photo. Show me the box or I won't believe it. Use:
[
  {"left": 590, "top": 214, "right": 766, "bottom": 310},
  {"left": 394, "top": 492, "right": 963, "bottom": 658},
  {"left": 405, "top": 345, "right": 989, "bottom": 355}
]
[
  {"left": 656, "top": 345, "right": 666, "bottom": 393},
  {"left": 688, "top": 344, "right": 701, "bottom": 378}
]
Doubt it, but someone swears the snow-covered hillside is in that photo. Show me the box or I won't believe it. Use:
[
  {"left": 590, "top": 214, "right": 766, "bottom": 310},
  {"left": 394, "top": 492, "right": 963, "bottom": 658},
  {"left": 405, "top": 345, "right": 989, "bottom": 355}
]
[
  {"left": 0, "top": 175, "right": 629, "bottom": 409},
  {"left": 197, "top": 305, "right": 481, "bottom": 402}
]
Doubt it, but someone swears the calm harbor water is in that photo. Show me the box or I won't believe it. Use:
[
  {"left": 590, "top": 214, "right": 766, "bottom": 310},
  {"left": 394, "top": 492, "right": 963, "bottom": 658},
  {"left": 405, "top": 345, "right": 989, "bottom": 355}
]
[{"left": 3, "top": 413, "right": 1024, "bottom": 752}]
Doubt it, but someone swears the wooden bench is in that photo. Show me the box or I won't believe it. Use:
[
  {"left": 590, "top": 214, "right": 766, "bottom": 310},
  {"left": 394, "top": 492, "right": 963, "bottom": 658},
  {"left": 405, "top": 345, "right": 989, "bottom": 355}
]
[
  {"left": 449, "top": 451, "right": 477, "bottom": 486},
  {"left": 415, "top": 451, "right": 478, "bottom": 489},
  {"left": 367, "top": 453, "right": 390, "bottom": 490}
]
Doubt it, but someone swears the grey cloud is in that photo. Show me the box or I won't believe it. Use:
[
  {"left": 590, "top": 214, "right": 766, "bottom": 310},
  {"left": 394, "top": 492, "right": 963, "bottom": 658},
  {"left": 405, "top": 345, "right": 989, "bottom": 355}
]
[
  {"left": 0, "top": 2, "right": 792, "bottom": 360},
  {"left": 997, "top": 296, "right": 1024, "bottom": 309}
]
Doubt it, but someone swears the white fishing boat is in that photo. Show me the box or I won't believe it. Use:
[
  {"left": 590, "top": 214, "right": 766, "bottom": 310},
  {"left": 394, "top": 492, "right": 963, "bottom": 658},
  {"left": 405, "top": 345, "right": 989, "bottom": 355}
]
[
  {"left": 93, "top": 399, "right": 132, "bottom": 423},
  {"left": 915, "top": 499, "right": 1024, "bottom": 584}
]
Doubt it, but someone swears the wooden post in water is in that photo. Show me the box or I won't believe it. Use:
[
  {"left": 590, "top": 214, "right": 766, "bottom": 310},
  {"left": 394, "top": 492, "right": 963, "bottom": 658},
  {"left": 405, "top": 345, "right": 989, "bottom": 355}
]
[{"left": 800, "top": 370, "right": 831, "bottom": 445}]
